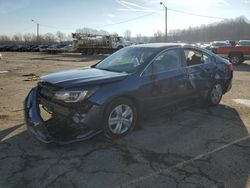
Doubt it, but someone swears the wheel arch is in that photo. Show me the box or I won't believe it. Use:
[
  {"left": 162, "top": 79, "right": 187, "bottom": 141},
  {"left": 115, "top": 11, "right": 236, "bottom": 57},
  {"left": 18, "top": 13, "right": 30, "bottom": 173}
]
[
  {"left": 228, "top": 51, "right": 243, "bottom": 58},
  {"left": 117, "top": 45, "right": 124, "bottom": 49}
]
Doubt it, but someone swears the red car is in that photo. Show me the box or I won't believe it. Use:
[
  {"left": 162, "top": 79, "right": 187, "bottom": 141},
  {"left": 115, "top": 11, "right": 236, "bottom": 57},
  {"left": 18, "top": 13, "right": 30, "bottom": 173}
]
[{"left": 216, "top": 41, "right": 250, "bottom": 65}]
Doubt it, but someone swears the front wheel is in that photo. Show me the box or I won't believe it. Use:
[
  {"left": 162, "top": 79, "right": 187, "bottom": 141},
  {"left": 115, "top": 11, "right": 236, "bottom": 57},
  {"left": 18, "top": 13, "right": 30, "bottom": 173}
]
[
  {"left": 206, "top": 83, "right": 223, "bottom": 106},
  {"left": 103, "top": 98, "right": 137, "bottom": 139}
]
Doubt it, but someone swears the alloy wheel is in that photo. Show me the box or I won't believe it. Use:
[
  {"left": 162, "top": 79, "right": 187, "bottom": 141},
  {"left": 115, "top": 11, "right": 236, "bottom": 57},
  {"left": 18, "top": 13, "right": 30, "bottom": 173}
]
[
  {"left": 108, "top": 104, "right": 133, "bottom": 135},
  {"left": 211, "top": 84, "right": 223, "bottom": 104}
]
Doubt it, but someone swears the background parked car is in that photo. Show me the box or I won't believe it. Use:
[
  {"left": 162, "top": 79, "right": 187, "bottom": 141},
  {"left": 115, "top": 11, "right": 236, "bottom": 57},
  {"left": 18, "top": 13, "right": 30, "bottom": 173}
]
[
  {"left": 216, "top": 43, "right": 250, "bottom": 64},
  {"left": 209, "top": 41, "right": 231, "bottom": 53},
  {"left": 237, "top": 40, "right": 250, "bottom": 46}
]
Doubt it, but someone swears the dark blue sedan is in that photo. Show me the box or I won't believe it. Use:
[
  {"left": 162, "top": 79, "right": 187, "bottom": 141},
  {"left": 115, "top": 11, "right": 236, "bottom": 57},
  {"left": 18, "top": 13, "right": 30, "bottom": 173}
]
[{"left": 24, "top": 43, "right": 233, "bottom": 143}]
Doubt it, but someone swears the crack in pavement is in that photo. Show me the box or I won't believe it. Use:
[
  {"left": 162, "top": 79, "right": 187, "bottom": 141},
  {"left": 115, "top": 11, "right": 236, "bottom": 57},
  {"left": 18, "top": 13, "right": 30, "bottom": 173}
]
[
  {"left": 118, "top": 135, "right": 250, "bottom": 187},
  {"left": 45, "top": 170, "right": 72, "bottom": 187},
  {"left": 1, "top": 142, "right": 113, "bottom": 187},
  {"left": 81, "top": 169, "right": 132, "bottom": 177},
  {"left": 38, "top": 146, "right": 113, "bottom": 186}
]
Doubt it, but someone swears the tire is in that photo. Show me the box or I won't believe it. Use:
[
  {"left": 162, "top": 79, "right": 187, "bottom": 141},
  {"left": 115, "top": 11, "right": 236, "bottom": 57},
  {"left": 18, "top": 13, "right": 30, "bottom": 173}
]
[
  {"left": 229, "top": 54, "right": 244, "bottom": 65},
  {"left": 87, "top": 48, "right": 94, "bottom": 55},
  {"left": 81, "top": 49, "right": 87, "bottom": 55},
  {"left": 118, "top": 45, "right": 123, "bottom": 50},
  {"left": 206, "top": 83, "right": 223, "bottom": 106},
  {"left": 103, "top": 98, "right": 137, "bottom": 139},
  {"left": 94, "top": 49, "right": 99, "bottom": 55}
]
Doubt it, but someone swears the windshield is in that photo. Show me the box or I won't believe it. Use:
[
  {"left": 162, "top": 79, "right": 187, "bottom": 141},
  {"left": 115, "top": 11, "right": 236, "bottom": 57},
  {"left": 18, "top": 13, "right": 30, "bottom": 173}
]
[
  {"left": 95, "top": 47, "right": 158, "bottom": 73},
  {"left": 238, "top": 41, "right": 250, "bottom": 46},
  {"left": 212, "top": 42, "right": 227, "bottom": 47},
  {"left": 117, "top": 37, "right": 125, "bottom": 42}
]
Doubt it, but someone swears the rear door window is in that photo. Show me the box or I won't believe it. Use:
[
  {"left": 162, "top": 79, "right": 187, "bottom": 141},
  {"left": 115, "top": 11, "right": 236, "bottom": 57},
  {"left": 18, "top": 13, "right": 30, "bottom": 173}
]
[
  {"left": 184, "top": 49, "right": 203, "bottom": 66},
  {"left": 202, "top": 53, "right": 212, "bottom": 64}
]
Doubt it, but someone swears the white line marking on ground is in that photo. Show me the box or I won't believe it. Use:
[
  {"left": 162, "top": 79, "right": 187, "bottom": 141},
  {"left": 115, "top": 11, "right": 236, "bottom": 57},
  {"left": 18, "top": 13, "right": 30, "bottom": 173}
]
[{"left": 233, "top": 99, "right": 250, "bottom": 107}]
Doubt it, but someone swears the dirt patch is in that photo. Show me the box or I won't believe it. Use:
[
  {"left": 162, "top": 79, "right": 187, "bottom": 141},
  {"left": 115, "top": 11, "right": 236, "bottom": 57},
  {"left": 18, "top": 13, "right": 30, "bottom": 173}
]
[
  {"left": 0, "top": 114, "right": 9, "bottom": 119},
  {"left": 22, "top": 73, "right": 36, "bottom": 77},
  {"left": 22, "top": 73, "right": 40, "bottom": 81}
]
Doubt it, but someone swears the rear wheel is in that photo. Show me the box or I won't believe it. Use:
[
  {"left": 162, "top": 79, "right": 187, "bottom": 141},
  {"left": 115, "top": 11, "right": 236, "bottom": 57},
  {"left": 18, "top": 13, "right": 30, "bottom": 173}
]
[
  {"left": 229, "top": 54, "right": 244, "bottom": 65},
  {"left": 206, "top": 83, "right": 223, "bottom": 106},
  {"left": 103, "top": 98, "right": 137, "bottom": 139}
]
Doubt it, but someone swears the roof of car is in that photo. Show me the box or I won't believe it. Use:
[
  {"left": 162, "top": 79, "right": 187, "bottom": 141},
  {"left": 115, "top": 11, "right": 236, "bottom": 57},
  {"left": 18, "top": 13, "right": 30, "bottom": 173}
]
[
  {"left": 130, "top": 43, "right": 185, "bottom": 48},
  {"left": 128, "top": 42, "right": 215, "bottom": 56}
]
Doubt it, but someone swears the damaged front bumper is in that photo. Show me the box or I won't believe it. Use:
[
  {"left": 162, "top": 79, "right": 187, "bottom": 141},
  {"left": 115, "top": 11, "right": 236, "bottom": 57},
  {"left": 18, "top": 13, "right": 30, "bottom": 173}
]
[{"left": 24, "top": 87, "right": 103, "bottom": 144}]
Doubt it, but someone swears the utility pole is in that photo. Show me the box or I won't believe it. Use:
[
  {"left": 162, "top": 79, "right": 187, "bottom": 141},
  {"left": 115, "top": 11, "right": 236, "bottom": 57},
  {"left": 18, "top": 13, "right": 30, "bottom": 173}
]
[
  {"left": 36, "top": 23, "right": 39, "bottom": 43},
  {"left": 160, "top": 2, "right": 167, "bottom": 42},
  {"left": 32, "top": 19, "right": 39, "bottom": 44}
]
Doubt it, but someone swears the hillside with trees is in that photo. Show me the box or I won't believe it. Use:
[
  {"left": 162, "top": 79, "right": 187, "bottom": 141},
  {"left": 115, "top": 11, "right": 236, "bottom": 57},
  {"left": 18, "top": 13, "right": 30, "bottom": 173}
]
[{"left": 168, "top": 16, "right": 250, "bottom": 42}]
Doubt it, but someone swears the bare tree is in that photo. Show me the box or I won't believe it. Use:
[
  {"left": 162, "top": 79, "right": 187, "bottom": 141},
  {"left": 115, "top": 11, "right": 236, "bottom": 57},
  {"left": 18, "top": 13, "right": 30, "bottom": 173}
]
[
  {"left": 151, "top": 30, "right": 164, "bottom": 43},
  {"left": 169, "top": 16, "right": 250, "bottom": 42},
  {"left": 75, "top": 28, "right": 110, "bottom": 35},
  {"left": 136, "top": 34, "right": 142, "bottom": 43},
  {"left": 43, "top": 33, "right": 56, "bottom": 44},
  {"left": 56, "top": 31, "right": 66, "bottom": 42},
  {"left": 99, "top": 30, "right": 109, "bottom": 35},
  {"left": 12, "top": 34, "right": 23, "bottom": 43},
  {"left": 0, "top": 35, "right": 11, "bottom": 44},
  {"left": 142, "top": 36, "right": 150, "bottom": 43},
  {"left": 0, "top": 30, "right": 72, "bottom": 45},
  {"left": 124, "top": 29, "right": 132, "bottom": 41},
  {"left": 23, "top": 33, "right": 32, "bottom": 43}
]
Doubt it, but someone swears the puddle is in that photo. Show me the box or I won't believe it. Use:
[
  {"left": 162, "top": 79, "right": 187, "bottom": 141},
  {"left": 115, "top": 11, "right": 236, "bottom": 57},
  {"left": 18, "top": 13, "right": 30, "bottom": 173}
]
[
  {"left": 233, "top": 99, "right": 250, "bottom": 107},
  {"left": 0, "top": 70, "right": 8, "bottom": 74}
]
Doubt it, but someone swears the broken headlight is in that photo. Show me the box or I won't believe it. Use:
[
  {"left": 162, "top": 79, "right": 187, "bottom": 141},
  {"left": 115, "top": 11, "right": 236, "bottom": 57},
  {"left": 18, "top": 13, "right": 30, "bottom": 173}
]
[{"left": 54, "top": 90, "right": 93, "bottom": 103}]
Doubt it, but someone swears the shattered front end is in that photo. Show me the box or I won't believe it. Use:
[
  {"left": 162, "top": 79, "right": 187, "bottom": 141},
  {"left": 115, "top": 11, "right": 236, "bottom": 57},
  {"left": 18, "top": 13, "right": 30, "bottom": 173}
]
[{"left": 24, "top": 82, "right": 103, "bottom": 144}]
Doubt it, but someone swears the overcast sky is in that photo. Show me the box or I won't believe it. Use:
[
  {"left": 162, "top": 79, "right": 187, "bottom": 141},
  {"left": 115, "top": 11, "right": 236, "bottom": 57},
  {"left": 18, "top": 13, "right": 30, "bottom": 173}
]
[{"left": 0, "top": 0, "right": 249, "bottom": 37}]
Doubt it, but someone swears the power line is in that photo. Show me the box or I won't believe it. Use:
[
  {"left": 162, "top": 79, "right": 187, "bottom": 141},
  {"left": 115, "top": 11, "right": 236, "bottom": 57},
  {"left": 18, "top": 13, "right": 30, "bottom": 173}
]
[
  {"left": 88, "top": 8, "right": 228, "bottom": 29},
  {"left": 96, "top": 12, "right": 158, "bottom": 28},
  {"left": 26, "top": 7, "right": 228, "bottom": 32},
  {"left": 33, "top": 12, "right": 158, "bottom": 31},
  {"left": 168, "top": 8, "right": 227, "bottom": 20},
  {"left": 39, "top": 24, "right": 75, "bottom": 31},
  {"left": 20, "top": 26, "right": 35, "bottom": 32}
]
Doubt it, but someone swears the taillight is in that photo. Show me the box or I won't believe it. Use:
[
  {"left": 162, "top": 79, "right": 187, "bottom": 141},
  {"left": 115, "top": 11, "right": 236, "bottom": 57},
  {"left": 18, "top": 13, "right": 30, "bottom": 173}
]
[{"left": 227, "top": 63, "right": 233, "bottom": 71}]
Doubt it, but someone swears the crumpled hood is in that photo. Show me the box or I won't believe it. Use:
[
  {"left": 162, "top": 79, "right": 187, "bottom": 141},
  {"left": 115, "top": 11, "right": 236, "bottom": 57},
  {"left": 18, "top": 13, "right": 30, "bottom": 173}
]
[{"left": 41, "top": 68, "right": 128, "bottom": 88}]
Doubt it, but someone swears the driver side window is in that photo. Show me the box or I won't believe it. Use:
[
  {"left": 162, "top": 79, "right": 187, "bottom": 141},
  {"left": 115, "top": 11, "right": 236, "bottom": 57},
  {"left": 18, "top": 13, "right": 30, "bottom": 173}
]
[
  {"left": 142, "top": 48, "right": 182, "bottom": 76},
  {"left": 152, "top": 49, "right": 182, "bottom": 74}
]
